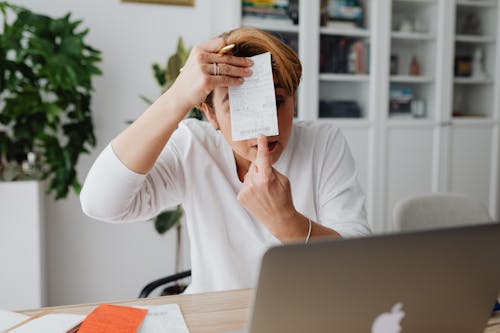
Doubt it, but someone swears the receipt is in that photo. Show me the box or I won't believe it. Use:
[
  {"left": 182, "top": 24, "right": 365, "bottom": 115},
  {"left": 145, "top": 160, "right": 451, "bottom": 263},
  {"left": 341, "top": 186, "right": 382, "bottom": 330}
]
[{"left": 229, "top": 52, "right": 278, "bottom": 141}]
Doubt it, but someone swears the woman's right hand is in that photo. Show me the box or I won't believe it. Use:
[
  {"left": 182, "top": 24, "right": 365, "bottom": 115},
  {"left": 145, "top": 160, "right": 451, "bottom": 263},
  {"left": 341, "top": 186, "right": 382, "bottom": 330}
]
[{"left": 168, "top": 37, "right": 253, "bottom": 114}]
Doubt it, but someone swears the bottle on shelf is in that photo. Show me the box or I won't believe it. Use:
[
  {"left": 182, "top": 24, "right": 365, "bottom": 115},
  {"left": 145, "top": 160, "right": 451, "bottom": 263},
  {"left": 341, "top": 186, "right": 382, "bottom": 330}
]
[{"left": 409, "top": 56, "right": 421, "bottom": 76}]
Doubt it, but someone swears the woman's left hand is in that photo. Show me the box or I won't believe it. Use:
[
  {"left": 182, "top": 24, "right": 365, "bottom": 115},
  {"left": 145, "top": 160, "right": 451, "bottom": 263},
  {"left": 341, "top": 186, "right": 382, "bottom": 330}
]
[{"left": 237, "top": 135, "right": 299, "bottom": 238}]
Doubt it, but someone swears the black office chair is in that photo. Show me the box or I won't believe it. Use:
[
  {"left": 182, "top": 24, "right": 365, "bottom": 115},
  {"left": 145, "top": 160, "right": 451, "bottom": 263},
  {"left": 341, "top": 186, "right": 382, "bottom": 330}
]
[{"left": 138, "top": 270, "right": 191, "bottom": 298}]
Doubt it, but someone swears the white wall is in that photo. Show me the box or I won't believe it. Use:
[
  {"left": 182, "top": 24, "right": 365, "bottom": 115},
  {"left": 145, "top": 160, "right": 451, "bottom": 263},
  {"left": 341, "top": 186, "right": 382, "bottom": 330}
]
[{"left": 8, "top": 0, "right": 222, "bottom": 307}]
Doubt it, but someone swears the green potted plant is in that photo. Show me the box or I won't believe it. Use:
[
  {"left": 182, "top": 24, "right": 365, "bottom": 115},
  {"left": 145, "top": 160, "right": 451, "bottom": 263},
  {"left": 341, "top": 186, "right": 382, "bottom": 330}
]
[{"left": 0, "top": 2, "right": 102, "bottom": 199}]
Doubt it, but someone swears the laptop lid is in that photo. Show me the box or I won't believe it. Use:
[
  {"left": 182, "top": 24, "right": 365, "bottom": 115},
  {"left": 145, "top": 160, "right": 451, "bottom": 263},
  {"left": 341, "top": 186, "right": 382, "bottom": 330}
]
[{"left": 247, "top": 223, "right": 500, "bottom": 333}]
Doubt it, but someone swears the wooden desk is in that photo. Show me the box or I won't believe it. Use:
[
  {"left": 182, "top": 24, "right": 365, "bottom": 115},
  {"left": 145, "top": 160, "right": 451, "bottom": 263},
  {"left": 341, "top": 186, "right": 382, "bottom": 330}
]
[
  {"left": 19, "top": 289, "right": 251, "bottom": 333},
  {"left": 18, "top": 289, "right": 500, "bottom": 333}
]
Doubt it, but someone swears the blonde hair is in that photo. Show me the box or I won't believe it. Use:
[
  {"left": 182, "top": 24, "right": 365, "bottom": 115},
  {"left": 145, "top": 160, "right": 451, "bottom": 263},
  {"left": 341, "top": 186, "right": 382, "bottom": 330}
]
[{"left": 205, "top": 27, "right": 302, "bottom": 108}]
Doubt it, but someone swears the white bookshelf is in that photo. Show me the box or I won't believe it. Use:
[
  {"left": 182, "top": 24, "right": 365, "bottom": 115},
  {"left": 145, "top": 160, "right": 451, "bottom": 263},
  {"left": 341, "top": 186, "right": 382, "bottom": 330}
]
[
  {"left": 394, "top": 0, "right": 436, "bottom": 3},
  {"left": 456, "top": 0, "right": 497, "bottom": 7},
  {"left": 455, "top": 34, "right": 496, "bottom": 43},
  {"left": 390, "top": 75, "right": 434, "bottom": 83},
  {"left": 451, "top": 117, "right": 498, "bottom": 125},
  {"left": 317, "top": 118, "right": 373, "bottom": 128},
  {"left": 386, "top": 117, "right": 435, "bottom": 127},
  {"left": 391, "top": 31, "right": 435, "bottom": 40},
  {"left": 241, "top": 17, "right": 299, "bottom": 33},
  {"left": 454, "top": 77, "right": 494, "bottom": 84},
  {"left": 223, "top": 0, "right": 500, "bottom": 232},
  {"left": 319, "top": 73, "right": 370, "bottom": 82},
  {"left": 453, "top": 0, "right": 498, "bottom": 120},
  {"left": 320, "top": 26, "right": 370, "bottom": 37}
]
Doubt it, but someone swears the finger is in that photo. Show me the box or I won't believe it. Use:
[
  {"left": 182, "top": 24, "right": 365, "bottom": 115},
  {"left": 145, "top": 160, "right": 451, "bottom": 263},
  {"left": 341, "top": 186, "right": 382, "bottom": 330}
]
[
  {"left": 202, "top": 63, "right": 252, "bottom": 77},
  {"left": 211, "top": 75, "right": 244, "bottom": 87},
  {"left": 219, "top": 63, "right": 252, "bottom": 77},
  {"left": 256, "top": 134, "right": 272, "bottom": 175},
  {"left": 205, "top": 53, "right": 254, "bottom": 68},
  {"left": 198, "top": 37, "right": 226, "bottom": 53}
]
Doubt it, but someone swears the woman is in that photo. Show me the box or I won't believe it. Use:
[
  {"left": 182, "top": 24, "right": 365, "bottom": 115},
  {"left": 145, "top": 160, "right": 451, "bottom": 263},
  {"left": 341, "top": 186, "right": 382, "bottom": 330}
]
[{"left": 80, "top": 27, "right": 370, "bottom": 293}]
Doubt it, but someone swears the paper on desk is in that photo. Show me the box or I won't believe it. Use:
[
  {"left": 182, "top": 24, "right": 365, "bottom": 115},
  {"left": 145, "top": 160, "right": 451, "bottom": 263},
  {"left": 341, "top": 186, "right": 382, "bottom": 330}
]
[
  {"left": 136, "top": 304, "right": 189, "bottom": 333},
  {"left": 7, "top": 313, "right": 84, "bottom": 333},
  {"left": 229, "top": 52, "right": 278, "bottom": 141},
  {"left": 0, "top": 310, "right": 29, "bottom": 331}
]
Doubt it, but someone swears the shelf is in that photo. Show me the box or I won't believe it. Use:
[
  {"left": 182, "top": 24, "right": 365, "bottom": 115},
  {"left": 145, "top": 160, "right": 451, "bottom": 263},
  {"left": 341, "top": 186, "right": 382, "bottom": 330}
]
[
  {"left": 386, "top": 117, "right": 435, "bottom": 128},
  {"left": 451, "top": 117, "right": 496, "bottom": 127},
  {"left": 454, "top": 77, "right": 494, "bottom": 84},
  {"left": 320, "top": 26, "right": 370, "bottom": 37},
  {"left": 391, "top": 31, "right": 435, "bottom": 40},
  {"left": 456, "top": 0, "right": 497, "bottom": 7},
  {"left": 241, "top": 17, "right": 298, "bottom": 33},
  {"left": 319, "top": 73, "right": 370, "bottom": 82},
  {"left": 390, "top": 75, "right": 434, "bottom": 83},
  {"left": 393, "top": 0, "right": 436, "bottom": 3},
  {"left": 317, "top": 118, "right": 372, "bottom": 128},
  {"left": 455, "top": 34, "right": 496, "bottom": 43}
]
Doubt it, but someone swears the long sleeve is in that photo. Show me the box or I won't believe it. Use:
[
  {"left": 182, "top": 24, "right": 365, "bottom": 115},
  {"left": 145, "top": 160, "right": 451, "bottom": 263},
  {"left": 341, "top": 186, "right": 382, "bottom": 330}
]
[{"left": 80, "top": 132, "right": 186, "bottom": 223}]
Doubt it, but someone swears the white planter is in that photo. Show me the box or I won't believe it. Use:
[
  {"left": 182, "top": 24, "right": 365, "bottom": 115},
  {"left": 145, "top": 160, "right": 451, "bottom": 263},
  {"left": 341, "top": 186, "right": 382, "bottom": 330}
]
[{"left": 0, "top": 181, "right": 46, "bottom": 310}]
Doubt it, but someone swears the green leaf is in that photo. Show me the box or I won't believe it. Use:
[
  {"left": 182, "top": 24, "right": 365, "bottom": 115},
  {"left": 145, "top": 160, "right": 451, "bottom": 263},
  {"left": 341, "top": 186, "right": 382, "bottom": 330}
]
[
  {"left": 0, "top": 2, "right": 101, "bottom": 199},
  {"left": 154, "top": 206, "right": 183, "bottom": 234},
  {"left": 152, "top": 63, "right": 166, "bottom": 87},
  {"left": 166, "top": 54, "right": 183, "bottom": 83},
  {"left": 187, "top": 108, "right": 203, "bottom": 120},
  {"left": 176, "top": 37, "right": 185, "bottom": 55}
]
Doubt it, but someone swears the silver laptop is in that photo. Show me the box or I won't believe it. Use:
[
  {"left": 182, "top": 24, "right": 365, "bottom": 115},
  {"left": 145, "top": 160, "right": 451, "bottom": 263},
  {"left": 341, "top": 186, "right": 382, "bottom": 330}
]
[{"left": 232, "top": 223, "right": 500, "bottom": 333}]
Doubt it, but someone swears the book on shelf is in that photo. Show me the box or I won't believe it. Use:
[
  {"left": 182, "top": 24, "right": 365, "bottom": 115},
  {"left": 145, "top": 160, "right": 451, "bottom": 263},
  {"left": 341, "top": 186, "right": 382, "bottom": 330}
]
[
  {"left": 389, "top": 87, "right": 413, "bottom": 114},
  {"left": 349, "top": 40, "right": 369, "bottom": 74},
  {"left": 267, "top": 31, "right": 298, "bottom": 52},
  {"left": 321, "top": 0, "right": 365, "bottom": 28},
  {"left": 242, "top": 0, "right": 291, "bottom": 21},
  {"left": 319, "top": 100, "right": 362, "bottom": 118},
  {"left": 320, "top": 36, "right": 370, "bottom": 74}
]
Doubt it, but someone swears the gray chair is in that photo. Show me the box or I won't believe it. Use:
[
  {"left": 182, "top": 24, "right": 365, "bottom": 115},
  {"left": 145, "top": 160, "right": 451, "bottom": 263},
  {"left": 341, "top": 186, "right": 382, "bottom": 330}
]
[{"left": 392, "top": 192, "right": 493, "bottom": 232}]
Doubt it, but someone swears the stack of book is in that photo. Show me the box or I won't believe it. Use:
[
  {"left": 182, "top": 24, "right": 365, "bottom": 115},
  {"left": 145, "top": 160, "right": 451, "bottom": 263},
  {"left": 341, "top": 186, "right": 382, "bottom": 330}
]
[
  {"left": 319, "top": 100, "right": 362, "bottom": 118},
  {"left": 322, "top": 0, "right": 364, "bottom": 28},
  {"left": 242, "top": 0, "right": 290, "bottom": 20},
  {"left": 389, "top": 87, "right": 413, "bottom": 115}
]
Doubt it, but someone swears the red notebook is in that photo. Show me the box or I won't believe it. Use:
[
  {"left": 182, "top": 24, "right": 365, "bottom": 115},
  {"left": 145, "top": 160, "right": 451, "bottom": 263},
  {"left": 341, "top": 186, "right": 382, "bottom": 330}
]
[{"left": 77, "top": 304, "right": 147, "bottom": 333}]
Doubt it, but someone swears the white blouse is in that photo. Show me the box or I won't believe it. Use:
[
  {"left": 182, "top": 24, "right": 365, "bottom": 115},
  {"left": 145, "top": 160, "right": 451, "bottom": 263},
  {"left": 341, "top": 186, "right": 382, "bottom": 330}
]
[{"left": 80, "top": 119, "right": 371, "bottom": 293}]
